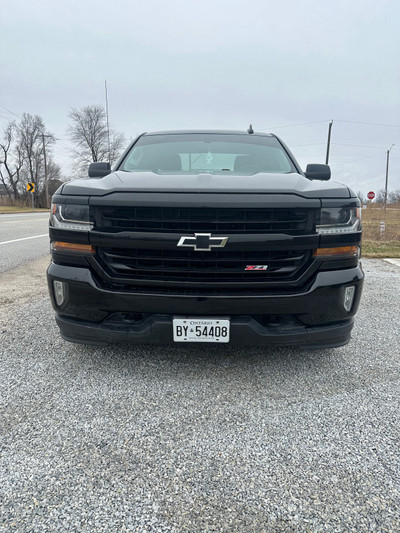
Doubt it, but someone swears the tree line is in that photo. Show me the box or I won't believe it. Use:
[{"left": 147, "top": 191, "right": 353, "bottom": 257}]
[
  {"left": 0, "top": 105, "right": 125, "bottom": 207},
  {"left": 357, "top": 190, "right": 400, "bottom": 205},
  {"left": 0, "top": 114, "right": 59, "bottom": 206}
]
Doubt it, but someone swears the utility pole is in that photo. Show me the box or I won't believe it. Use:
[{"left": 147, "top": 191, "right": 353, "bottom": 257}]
[
  {"left": 42, "top": 134, "right": 52, "bottom": 208},
  {"left": 325, "top": 120, "right": 333, "bottom": 164},
  {"left": 384, "top": 144, "right": 395, "bottom": 210},
  {"left": 105, "top": 80, "right": 111, "bottom": 165},
  {"left": 383, "top": 144, "right": 395, "bottom": 237}
]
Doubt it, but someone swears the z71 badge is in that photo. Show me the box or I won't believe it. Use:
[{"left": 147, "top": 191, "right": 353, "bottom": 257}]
[{"left": 245, "top": 265, "right": 269, "bottom": 271}]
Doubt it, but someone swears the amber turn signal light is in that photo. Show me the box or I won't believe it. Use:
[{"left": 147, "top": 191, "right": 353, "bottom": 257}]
[
  {"left": 52, "top": 241, "right": 95, "bottom": 254},
  {"left": 313, "top": 246, "right": 358, "bottom": 258}
]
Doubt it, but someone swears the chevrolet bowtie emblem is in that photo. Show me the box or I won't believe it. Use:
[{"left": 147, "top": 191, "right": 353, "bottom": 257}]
[{"left": 177, "top": 233, "right": 229, "bottom": 251}]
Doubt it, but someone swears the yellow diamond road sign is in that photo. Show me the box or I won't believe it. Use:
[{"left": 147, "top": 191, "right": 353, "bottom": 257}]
[{"left": 27, "top": 182, "right": 35, "bottom": 193}]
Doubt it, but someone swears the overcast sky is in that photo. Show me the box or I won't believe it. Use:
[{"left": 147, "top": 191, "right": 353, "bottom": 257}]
[{"left": 1, "top": 0, "right": 399, "bottom": 195}]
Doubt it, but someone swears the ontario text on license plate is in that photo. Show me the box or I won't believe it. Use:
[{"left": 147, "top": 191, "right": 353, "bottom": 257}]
[{"left": 173, "top": 318, "right": 230, "bottom": 343}]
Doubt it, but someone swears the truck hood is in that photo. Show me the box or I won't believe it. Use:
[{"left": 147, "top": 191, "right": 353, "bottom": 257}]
[{"left": 60, "top": 171, "right": 351, "bottom": 198}]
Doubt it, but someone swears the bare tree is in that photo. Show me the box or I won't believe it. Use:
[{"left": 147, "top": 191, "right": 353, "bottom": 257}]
[
  {"left": 356, "top": 190, "right": 366, "bottom": 204},
  {"left": 68, "top": 105, "right": 125, "bottom": 174},
  {"left": 16, "top": 113, "right": 57, "bottom": 203},
  {"left": 388, "top": 189, "right": 400, "bottom": 204},
  {"left": 36, "top": 159, "right": 62, "bottom": 206},
  {"left": 0, "top": 114, "right": 62, "bottom": 206},
  {"left": 375, "top": 189, "right": 386, "bottom": 204},
  {"left": 0, "top": 122, "right": 24, "bottom": 200}
]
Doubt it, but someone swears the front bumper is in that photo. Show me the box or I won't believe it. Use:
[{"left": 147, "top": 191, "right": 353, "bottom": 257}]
[{"left": 47, "top": 262, "right": 364, "bottom": 348}]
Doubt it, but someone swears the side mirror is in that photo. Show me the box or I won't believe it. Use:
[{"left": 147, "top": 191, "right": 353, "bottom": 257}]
[
  {"left": 88, "top": 162, "right": 111, "bottom": 178},
  {"left": 305, "top": 164, "right": 331, "bottom": 181}
]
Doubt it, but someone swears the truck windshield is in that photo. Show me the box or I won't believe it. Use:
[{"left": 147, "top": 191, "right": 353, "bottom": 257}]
[{"left": 119, "top": 134, "right": 296, "bottom": 174}]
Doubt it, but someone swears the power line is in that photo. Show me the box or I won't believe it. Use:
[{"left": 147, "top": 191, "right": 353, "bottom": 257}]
[
  {"left": 54, "top": 138, "right": 72, "bottom": 150},
  {"left": 260, "top": 118, "right": 400, "bottom": 131},
  {"left": 334, "top": 119, "right": 400, "bottom": 128},
  {"left": 0, "top": 103, "right": 21, "bottom": 120},
  {"left": 290, "top": 143, "right": 326, "bottom": 147},
  {"left": 52, "top": 145, "right": 71, "bottom": 152},
  {"left": 52, "top": 149, "right": 71, "bottom": 156},
  {"left": 291, "top": 142, "right": 389, "bottom": 150},
  {"left": 330, "top": 152, "right": 384, "bottom": 166},
  {"left": 332, "top": 142, "right": 388, "bottom": 150},
  {"left": 259, "top": 120, "right": 328, "bottom": 130}
]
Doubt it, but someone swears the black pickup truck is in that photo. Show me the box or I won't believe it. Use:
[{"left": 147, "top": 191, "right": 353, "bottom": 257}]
[{"left": 47, "top": 130, "right": 363, "bottom": 348}]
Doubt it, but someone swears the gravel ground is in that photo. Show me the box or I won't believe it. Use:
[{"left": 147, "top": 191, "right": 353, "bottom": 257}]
[{"left": 0, "top": 258, "right": 399, "bottom": 532}]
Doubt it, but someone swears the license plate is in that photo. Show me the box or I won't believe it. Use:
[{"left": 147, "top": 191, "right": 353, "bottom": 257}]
[{"left": 173, "top": 317, "right": 230, "bottom": 343}]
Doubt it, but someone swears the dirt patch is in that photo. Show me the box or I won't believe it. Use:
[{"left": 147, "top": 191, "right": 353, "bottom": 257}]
[{"left": 0, "top": 256, "right": 50, "bottom": 328}]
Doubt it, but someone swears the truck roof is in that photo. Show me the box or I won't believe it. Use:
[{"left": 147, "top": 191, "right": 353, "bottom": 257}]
[{"left": 142, "top": 130, "right": 274, "bottom": 137}]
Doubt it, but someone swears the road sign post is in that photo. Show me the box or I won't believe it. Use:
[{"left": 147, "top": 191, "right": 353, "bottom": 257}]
[
  {"left": 27, "top": 182, "right": 35, "bottom": 210},
  {"left": 380, "top": 221, "right": 386, "bottom": 240}
]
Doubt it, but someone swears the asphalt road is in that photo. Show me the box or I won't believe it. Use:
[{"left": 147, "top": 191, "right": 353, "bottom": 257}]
[
  {"left": 0, "top": 257, "right": 399, "bottom": 532},
  {"left": 0, "top": 212, "right": 50, "bottom": 273}
]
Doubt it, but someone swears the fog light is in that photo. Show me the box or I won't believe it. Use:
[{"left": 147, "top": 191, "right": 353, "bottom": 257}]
[
  {"left": 344, "top": 286, "right": 355, "bottom": 312},
  {"left": 53, "top": 280, "right": 66, "bottom": 307}
]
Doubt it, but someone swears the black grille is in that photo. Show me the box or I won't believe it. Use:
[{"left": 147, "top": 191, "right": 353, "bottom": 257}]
[
  {"left": 99, "top": 207, "right": 314, "bottom": 234},
  {"left": 98, "top": 247, "right": 311, "bottom": 284}
]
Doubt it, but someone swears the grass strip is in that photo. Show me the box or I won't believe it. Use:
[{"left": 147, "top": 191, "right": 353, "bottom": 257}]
[
  {"left": 362, "top": 240, "right": 400, "bottom": 258},
  {"left": 0, "top": 206, "right": 49, "bottom": 214}
]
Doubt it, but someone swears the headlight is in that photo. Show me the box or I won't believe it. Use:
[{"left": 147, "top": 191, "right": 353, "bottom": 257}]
[
  {"left": 316, "top": 207, "right": 361, "bottom": 234},
  {"left": 50, "top": 203, "right": 94, "bottom": 231}
]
